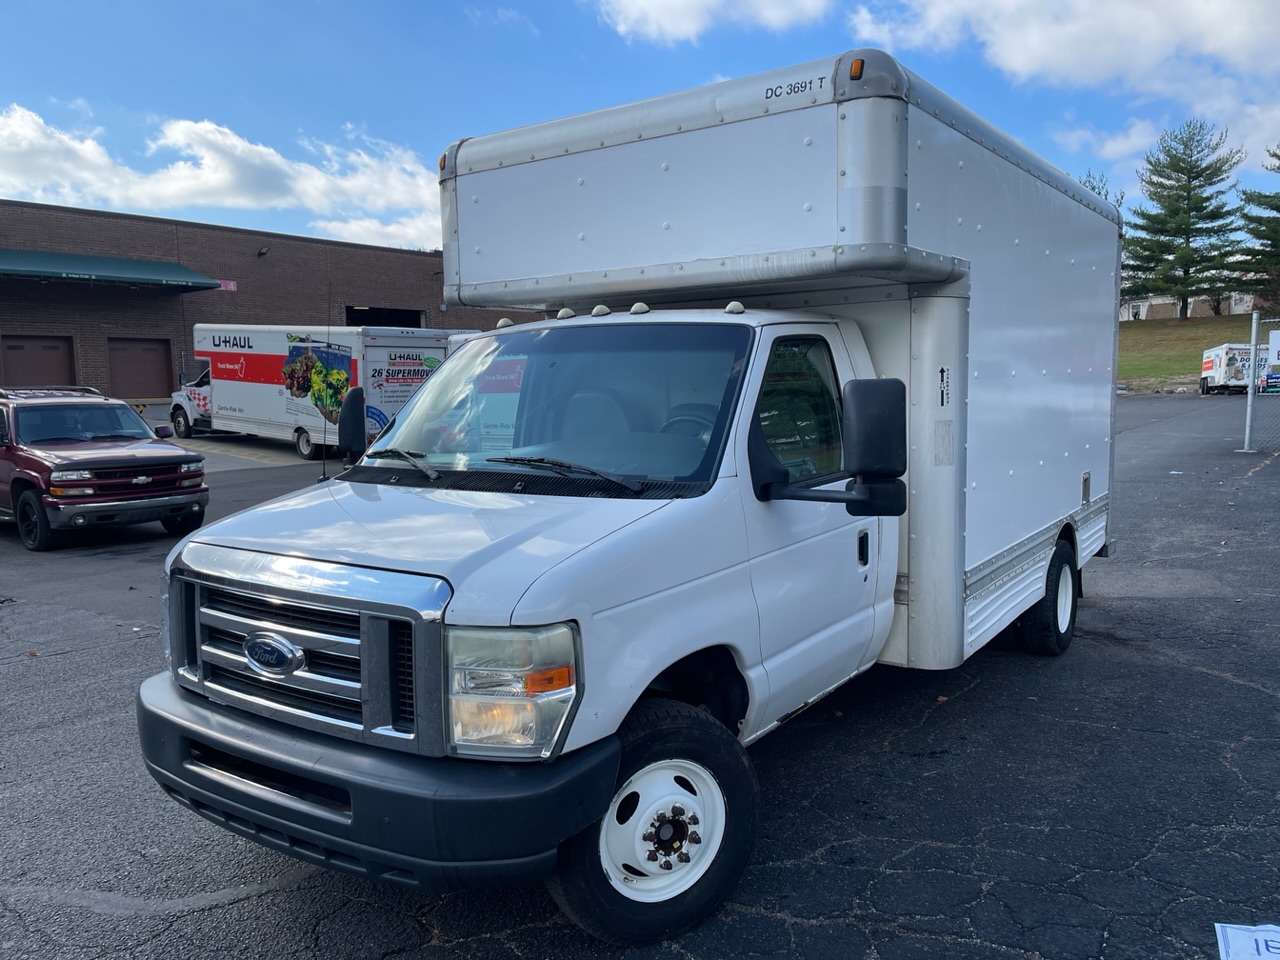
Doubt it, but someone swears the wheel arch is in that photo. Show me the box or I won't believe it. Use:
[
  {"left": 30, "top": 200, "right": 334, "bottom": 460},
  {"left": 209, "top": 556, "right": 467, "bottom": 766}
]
[{"left": 636, "top": 645, "right": 750, "bottom": 738}]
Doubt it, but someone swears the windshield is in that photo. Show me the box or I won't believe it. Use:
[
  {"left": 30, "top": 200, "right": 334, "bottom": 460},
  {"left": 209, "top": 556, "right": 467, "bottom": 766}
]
[
  {"left": 363, "top": 322, "right": 752, "bottom": 491},
  {"left": 15, "top": 403, "right": 154, "bottom": 444}
]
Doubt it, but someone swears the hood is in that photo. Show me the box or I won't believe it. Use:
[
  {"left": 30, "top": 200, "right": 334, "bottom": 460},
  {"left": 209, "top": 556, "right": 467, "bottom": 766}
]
[
  {"left": 188, "top": 478, "right": 669, "bottom": 620},
  {"left": 27, "top": 438, "right": 200, "bottom": 468}
]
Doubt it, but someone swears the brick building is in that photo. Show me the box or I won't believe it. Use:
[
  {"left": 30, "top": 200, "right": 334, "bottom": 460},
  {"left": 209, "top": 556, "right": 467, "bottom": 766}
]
[{"left": 0, "top": 199, "right": 537, "bottom": 399}]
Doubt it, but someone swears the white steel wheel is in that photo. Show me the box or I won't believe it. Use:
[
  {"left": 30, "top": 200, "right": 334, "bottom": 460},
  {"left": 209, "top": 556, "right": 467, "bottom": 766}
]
[
  {"left": 1056, "top": 567, "right": 1074, "bottom": 635},
  {"left": 547, "top": 698, "right": 759, "bottom": 946},
  {"left": 598, "top": 757, "right": 727, "bottom": 903}
]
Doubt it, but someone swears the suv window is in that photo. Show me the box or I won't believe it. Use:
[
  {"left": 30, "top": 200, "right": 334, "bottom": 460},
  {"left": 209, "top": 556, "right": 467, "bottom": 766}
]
[
  {"left": 754, "top": 337, "right": 843, "bottom": 483},
  {"left": 0, "top": 408, "right": 9, "bottom": 445}
]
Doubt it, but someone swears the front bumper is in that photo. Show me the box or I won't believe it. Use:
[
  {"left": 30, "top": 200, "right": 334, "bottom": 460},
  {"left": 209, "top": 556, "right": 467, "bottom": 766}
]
[
  {"left": 136, "top": 673, "right": 621, "bottom": 892},
  {"left": 47, "top": 491, "right": 208, "bottom": 530}
]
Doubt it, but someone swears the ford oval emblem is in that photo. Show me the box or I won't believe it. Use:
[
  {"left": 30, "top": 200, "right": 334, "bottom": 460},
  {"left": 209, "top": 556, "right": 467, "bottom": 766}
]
[{"left": 243, "top": 632, "right": 306, "bottom": 677}]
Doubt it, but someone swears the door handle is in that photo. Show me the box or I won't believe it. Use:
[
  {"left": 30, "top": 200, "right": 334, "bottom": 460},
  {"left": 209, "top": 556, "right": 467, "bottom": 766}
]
[{"left": 858, "top": 530, "right": 869, "bottom": 566}]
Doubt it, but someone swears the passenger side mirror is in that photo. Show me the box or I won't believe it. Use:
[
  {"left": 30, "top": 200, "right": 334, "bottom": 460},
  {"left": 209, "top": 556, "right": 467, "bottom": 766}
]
[
  {"left": 839, "top": 378, "right": 906, "bottom": 517},
  {"left": 154, "top": 424, "right": 174, "bottom": 439},
  {"left": 337, "top": 386, "right": 367, "bottom": 465}
]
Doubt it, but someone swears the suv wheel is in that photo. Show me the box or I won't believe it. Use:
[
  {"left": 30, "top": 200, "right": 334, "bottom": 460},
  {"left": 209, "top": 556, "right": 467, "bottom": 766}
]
[
  {"left": 162, "top": 513, "right": 204, "bottom": 537},
  {"left": 17, "top": 489, "right": 55, "bottom": 551}
]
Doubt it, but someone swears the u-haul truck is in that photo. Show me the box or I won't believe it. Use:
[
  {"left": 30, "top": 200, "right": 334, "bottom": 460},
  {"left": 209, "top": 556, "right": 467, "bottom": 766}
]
[
  {"left": 140, "top": 50, "right": 1121, "bottom": 944},
  {"left": 170, "top": 325, "right": 460, "bottom": 459}
]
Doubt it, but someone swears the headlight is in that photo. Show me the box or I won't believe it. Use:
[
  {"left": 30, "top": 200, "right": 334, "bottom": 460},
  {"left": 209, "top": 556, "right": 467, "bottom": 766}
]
[
  {"left": 180, "top": 461, "right": 204, "bottom": 473},
  {"left": 51, "top": 469, "right": 92, "bottom": 481},
  {"left": 446, "top": 623, "right": 580, "bottom": 760}
]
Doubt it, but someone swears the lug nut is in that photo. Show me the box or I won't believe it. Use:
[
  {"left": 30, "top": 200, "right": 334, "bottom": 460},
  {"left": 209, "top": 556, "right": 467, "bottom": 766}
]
[
  {"left": 655, "top": 811, "right": 668, "bottom": 824},
  {"left": 642, "top": 831, "right": 655, "bottom": 842},
  {"left": 677, "top": 851, "right": 691, "bottom": 863},
  {"left": 646, "top": 850, "right": 658, "bottom": 862},
  {"left": 671, "top": 804, "right": 685, "bottom": 817},
  {"left": 689, "top": 831, "right": 701, "bottom": 845},
  {"left": 688, "top": 814, "right": 699, "bottom": 825},
  {"left": 659, "top": 859, "right": 673, "bottom": 871}
]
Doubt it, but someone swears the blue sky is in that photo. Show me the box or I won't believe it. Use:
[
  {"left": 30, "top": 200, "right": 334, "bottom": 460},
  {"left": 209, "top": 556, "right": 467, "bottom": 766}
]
[{"left": 3, "top": 0, "right": 1279, "bottom": 249}]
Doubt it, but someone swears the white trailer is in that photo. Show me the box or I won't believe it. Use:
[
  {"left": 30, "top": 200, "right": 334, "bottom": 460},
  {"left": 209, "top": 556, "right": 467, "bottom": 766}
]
[
  {"left": 1200, "top": 342, "right": 1255, "bottom": 395},
  {"left": 139, "top": 50, "right": 1121, "bottom": 944},
  {"left": 170, "top": 324, "right": 458, "bottom": 459}
]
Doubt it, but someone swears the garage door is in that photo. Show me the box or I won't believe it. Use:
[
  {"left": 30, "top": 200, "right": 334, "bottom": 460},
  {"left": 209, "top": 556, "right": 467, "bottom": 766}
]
[
  {"left": 0, "top": 335, "right": 75, "bottom": 387},
  {"left": 107, "top": 338, "right": 173, "bottom": 399}
]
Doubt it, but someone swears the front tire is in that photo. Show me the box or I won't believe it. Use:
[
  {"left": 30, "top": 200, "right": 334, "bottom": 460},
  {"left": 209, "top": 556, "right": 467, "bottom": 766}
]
[
  {"left": 172, "top": 408, "right": 193, "bottom": 439},
  {"left": 547, "top": 698, "right": 759, "bottom": 945},
  {"left": 162, "top": 513, "right": 203, "bottom": 537},
  {"left": 17, "top": 489, "right": 55, "bottom": 551},
  {"left": 1020, "top": 539, "right": 1078, "bottom": 656},
  {"left": 295, "top": 429, "right": 321, "bottom": 461}
]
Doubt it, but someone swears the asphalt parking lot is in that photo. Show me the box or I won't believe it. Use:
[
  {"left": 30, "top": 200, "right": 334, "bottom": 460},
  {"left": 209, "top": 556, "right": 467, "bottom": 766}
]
[{"left": 1, "top": 393, "right": 1277, "bottom": 960}]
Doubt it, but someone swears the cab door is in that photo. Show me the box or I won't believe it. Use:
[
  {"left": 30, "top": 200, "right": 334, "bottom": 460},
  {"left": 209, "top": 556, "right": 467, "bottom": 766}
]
[{"left": 736, "top": 327, "right": 880, "bottom": 725}]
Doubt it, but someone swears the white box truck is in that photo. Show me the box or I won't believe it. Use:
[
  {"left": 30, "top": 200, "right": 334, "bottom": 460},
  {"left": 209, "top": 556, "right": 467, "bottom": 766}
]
[
  {"left": 138, "top": 50, "right": 1120, "bottom": 944},
  {"left": 170, "top": 324, "right": 459, "bottom": 459},
  {"left": 1200, "top": 342, "right": 1256, "bottom": 395}
]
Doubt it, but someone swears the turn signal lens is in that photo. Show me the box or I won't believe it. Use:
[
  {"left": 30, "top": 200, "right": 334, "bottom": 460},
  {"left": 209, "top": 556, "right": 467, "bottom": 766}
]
[{"left": 849, "top": 58, "right": 865, "bottom": 81}]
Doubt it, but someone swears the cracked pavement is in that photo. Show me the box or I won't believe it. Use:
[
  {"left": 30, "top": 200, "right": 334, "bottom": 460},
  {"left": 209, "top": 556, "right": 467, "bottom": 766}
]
[{"left": 1, "top": 395, "right": 1277, "bottom": 959}]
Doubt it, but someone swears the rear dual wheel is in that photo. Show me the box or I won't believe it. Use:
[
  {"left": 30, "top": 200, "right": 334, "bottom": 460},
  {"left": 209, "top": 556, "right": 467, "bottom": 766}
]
[{"left": 547, "top": 698, "right": 759, "bottom": 945}]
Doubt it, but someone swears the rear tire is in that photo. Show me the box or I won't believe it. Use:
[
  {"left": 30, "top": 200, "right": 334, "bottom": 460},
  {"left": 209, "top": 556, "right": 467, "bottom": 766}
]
[
  {"left": 295, "top": 429, "right": 321, "bottom": 461},
  {"left": 172, "top": 408, "right": 193, "bottom": 439},
  {"left": 17, "top": 489, "right": 55, "bottom": 551},
  {"left": 547, "top": 698, "right": 759, "bottom": 945},
  {"left": 1199, "top": 378, "right": 1208, "bottom": 396},
  {"left": 1020, "top": 539, "right": 1078, "bottom": 656}
]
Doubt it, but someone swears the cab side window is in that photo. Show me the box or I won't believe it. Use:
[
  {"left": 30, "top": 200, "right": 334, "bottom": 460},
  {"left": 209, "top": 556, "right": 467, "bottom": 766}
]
[
  {"left": 0, "top": 408, "right": 9, "bottom": 444},
  {"left": 754, "top": 337, "right": 842, "bottom": 482}
]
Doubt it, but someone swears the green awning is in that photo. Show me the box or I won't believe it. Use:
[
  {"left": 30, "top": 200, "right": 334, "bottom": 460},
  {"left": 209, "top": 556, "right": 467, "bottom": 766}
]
[{"left": 0, "top": 248, "right": 221, "bottom": 291}]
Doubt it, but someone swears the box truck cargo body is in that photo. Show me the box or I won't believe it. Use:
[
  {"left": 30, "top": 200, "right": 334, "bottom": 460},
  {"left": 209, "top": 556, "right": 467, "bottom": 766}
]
[
  {"left": 138, "top": 50, "right": 1121, "bottom": 944},
  {"left": 169, "top": 325, "right": 458, "bottom": 459}
]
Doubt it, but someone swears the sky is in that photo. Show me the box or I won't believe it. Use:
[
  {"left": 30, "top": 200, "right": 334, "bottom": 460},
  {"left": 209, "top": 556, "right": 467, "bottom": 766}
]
[{"left": 3, "top": 0, "right": 1280, "bottom": 250}]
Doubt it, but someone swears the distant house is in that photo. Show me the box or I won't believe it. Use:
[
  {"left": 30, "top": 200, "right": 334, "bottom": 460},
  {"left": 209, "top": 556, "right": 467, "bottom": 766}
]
[{"left": 1122, "top": 292, "right": 1255, "bottom": 322}]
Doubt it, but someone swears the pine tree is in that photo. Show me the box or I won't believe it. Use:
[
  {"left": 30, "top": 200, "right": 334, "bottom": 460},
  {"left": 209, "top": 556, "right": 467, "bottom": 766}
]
[
  {"left": 1239, "top": 144, "right": 1280, "bottom": 307},
  {"left": 1122, "top": 119, "right": 1245, "bottom": 318}
]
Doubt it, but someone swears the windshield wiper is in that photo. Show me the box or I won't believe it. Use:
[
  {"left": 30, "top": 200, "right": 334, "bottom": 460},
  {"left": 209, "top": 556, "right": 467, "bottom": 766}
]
[
  {"left": 32, "top": 436, "right": 86, "bottom": 443},
  {"left": 368, "top": 447, "right": 441, "bottom": 481},
  {"left": 486, "top": 456, "right": 643, "bottom": 493},
  {"left": 94, "top": 434, "right": 144, "bottom": 440}
]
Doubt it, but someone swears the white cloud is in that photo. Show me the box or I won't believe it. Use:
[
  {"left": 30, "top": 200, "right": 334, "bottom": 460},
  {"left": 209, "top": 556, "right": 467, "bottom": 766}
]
[
  {"left": 0, "top": 104, "right": 441, "bottom": 247},
  {"left": 1053, "top": 118, "right": 1161, "bottom": 164},
  {"left": 596, "top": 0, "right": 831, "bottom": 44},
  {"left": 464, "top": 5, "right": 540, "bottom": 35},
  {"left": 845, "top": 0, "right": 1280, "bottom": 177}
]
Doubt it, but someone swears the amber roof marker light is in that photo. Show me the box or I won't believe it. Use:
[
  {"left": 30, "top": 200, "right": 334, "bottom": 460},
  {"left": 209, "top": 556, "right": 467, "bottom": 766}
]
[
  {"left": 438, "top": 152, "right": 447, "bottom": 172},
  {"left": 849, "top": 58, "right": 865, "bottom": 81}
]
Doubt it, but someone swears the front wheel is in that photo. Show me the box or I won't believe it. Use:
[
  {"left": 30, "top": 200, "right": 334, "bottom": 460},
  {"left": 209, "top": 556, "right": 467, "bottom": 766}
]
[
  {"left": 547, "top": 698, "right": 759, "bottom": 945},
  {"left": 1020, "top": 539, "right": 1078, "bottom": 656},
  {"left": 162, "top": 513, "right": 203, "bottom": 537},
  {"left": 17, "top": 489, "right": 55, "bottom": 551},
  {"left": 172, "top": 408, "right": 193, "bottom": 439}
]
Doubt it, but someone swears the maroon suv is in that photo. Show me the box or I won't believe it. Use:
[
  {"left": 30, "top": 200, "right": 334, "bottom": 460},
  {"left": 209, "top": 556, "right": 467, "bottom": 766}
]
[{"left": 0, "top": 386, "right": 209, "bottom": 551}]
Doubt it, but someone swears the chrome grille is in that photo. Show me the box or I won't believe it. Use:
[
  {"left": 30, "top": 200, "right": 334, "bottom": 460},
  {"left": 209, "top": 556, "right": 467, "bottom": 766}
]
[{"left": 167, "top": 545, "right": 450, "bottom": 757}]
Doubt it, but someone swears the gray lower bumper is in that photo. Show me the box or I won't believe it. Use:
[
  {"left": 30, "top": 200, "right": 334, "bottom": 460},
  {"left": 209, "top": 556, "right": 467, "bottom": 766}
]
[{"left": 47, "top": 491, "right": 209, "bottom": 529}]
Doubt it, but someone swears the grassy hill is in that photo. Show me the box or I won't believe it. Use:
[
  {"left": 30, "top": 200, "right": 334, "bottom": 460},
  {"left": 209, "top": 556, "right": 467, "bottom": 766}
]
[{"left": 1117, "top": 314, "right": 1260, "bottom": 391}]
